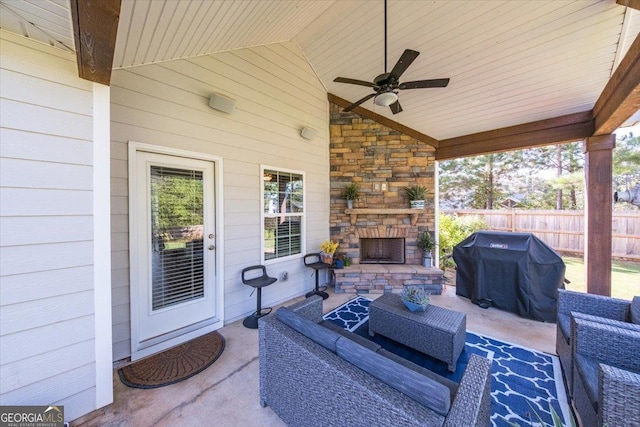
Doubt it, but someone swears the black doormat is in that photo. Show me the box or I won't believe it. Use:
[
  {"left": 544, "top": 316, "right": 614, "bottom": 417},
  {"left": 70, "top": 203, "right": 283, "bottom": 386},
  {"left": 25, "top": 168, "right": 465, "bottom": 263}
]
[{"left": 118, "top": 331, "right": 225, "bottom": 389}]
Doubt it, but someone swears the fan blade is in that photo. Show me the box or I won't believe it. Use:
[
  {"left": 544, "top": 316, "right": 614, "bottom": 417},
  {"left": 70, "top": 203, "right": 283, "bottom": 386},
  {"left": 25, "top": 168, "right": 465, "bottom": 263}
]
[
  {"left": 390, "top": 100, "right": 403, "bottom": 115},
  {"left": 334, "top": 77, "right": 376, "bottom": 88},
  {"left": 399, "top": 78, "right": 450, "bottom": 90},
  {"left": 389, "top": 49, "right": 420, "bottom": 81},
  {"left": 343, "top": 93, "right": 376, "bottom": 112}
]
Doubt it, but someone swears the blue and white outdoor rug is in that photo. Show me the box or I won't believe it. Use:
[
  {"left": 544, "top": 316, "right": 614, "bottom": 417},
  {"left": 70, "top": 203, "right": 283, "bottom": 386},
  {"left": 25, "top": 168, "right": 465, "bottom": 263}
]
[{"left": 323, "top": 296, "right": 572, "bottom": 427}]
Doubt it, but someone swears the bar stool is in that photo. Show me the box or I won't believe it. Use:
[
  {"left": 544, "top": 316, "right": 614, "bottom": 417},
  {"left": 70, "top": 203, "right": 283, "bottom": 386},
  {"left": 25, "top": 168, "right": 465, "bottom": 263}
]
[
  {"left": 303, "top": 253, "right": 330, "bottom": 300},
  {"left": 242, "top": 265, "right": 277, "bottom": 329}
]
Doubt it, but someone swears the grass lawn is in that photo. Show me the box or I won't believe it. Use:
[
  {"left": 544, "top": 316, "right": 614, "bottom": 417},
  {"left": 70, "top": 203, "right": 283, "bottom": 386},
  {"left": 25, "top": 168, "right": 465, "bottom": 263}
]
[
  {"left": 443, "top": 256, "right": 639, "bottom": 301},
  {"left": 563, "top": 256, "right": 640, "bottom": 300}
]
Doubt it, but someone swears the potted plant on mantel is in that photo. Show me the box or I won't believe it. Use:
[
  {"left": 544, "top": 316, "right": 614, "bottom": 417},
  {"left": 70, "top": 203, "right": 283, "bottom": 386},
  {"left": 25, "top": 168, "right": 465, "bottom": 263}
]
[
  {"left": 417, "top": 231, "right": 435, "bottom": 268},
  {"left": 340, "top": 182, "right": 360, "bottom": 209},
  {"left": 404, "top": 185, "right": 428, "bottom": 209}
]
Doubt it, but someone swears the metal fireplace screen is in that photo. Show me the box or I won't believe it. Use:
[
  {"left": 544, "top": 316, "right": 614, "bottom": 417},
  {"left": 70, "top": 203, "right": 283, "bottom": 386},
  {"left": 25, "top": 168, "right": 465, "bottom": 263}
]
[{"left": 360, "top": 238, "right": 405, "bottom": 264}]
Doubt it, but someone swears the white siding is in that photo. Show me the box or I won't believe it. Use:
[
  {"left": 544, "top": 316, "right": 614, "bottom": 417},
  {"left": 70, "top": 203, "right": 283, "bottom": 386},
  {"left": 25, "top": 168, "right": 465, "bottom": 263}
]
[
  {"left": 111, "top": 41, "right": 329, "bottom": 360},
  {"left": 0, "top": 30, "right": 97, "bottom": 421}
]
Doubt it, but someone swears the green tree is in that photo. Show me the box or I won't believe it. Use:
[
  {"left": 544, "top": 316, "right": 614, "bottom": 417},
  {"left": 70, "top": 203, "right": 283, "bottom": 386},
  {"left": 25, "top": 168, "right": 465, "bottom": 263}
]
[
  {"left": 439, "top": 156, "right": 483, "bottom": 210},
  {"left": 614, "top": 132, "right": 640, "bottom": 190},
  {"left": 152, "top": 172, "right": 203, "bottom": 231},
  {"left": 522, "top": 142, "right": 584, "bottom": 209},
  {"left": 440, "top": 153, "right": 518, "bottom": 210},
  {"left": 439, "top": 136, "right": 640, "bottom": 212},
  {"left": 613, "top": 132, "right": 640, "bottom": 211}
]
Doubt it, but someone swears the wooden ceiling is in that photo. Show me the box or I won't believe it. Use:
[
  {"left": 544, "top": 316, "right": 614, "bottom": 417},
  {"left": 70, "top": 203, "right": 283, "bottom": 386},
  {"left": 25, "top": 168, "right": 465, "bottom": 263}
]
[{"left": 1, "top": 0, "right": 639, "bottom": 160}]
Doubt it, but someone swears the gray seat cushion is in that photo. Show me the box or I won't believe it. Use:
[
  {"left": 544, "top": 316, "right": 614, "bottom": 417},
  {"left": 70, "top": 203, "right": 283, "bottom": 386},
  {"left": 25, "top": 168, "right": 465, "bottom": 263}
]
[
  {"left": 319, "top": 320, "right": 381, "bottom": 352},
  {"left": 377, "top": 348, "right": 458, "bottom": 403},
  {"left": 276, "top": 307, "right": 341, "bottom": 353},
  {"left": 336, "top": 336, "right": 451, "bottom": 416},
  {"left": 320, "top": 320, "right": 457, "bottom": 401},
  {"left": 632, "top": 296, "right": 640, "bottom": 324},
  {"left": 575, "top": 354, "right": 599, "bottom": 411},
  {"left": 558, "top": 313, "right": 570, "bottom": 343}
]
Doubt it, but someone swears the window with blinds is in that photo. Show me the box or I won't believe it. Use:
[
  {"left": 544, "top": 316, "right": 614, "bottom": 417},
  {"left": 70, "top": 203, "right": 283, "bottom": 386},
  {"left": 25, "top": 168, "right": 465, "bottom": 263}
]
[
  {"left": 150, "top": 166, "right": 205, "bottom": 310},
  {"left": 263, "top": 168, "right": 304, "bottom": 261}
]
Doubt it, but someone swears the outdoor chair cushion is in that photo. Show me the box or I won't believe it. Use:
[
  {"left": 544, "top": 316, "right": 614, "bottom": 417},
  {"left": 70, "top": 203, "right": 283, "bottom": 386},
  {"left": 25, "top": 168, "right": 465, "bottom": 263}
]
[
  {"left": 557, "top": 313, "right": 571, "bottom": 344},
  {"left": 321, "top": 319, "right": 457, "bottom": 401},
  {"left": 632, "top": 296, "right": 640, "bottom": 324},
  {"left": 335, "top": 335, "right": 452, "bottom": 416},
  {"left": 376, "top": 348, "right": 458, "bottom": 403},
  {"left": 319, "top": 320, "right": 381, "bottom": 352},
  {"left": 275, "top": 307, "right": 341, "bottom": 352},
  {"left": 574, "top": 354, "right": 599, "bottom": 411}
]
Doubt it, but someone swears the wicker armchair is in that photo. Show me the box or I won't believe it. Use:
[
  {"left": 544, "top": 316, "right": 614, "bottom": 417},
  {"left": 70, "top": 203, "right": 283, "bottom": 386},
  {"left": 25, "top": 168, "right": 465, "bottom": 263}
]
[
  {"left": 572, "top": 317, "right": 640, "bottom": 427},
  {"left": 556, "top": 289, "right": 631, "bottom": 396}
]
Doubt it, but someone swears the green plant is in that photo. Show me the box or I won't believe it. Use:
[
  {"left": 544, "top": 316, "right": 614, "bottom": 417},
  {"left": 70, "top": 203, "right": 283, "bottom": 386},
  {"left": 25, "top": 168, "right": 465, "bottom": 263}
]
[
  {"left": 404, "top": 185, "right": 428, "bottom": 201},
  {"left": 401, "top": 286, "right": 431, "bottom": 305},
  {"left": 508, "top": 401, "right": 576, "bottom": 427},
  {"left": 341, "top": 254, "right": 352, "bottom": 267},
  {"left": 438, "top": 213, "right": 486, "bottom": 268},
  {"left": 416, "top": 231, "right": 435, "bottom": 252},
  {"left": 340, "top": 182, "right": 360, "bottom": 200}
]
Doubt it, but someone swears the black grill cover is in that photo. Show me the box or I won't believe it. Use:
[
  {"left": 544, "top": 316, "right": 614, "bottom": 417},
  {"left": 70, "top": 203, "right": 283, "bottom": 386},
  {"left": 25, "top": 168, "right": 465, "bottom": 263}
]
[{"left": 453, "top": 231, "right": 565, "bottom": 322}]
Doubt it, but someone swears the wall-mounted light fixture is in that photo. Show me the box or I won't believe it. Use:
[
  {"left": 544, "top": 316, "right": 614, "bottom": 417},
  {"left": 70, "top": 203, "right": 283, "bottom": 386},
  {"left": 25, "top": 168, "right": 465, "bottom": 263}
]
[
  {"left": 300, "top": 126, "right": 317, "bottom": 140},
  {"left": 208, "top": 93, "right": 236, "bottom": 114}
]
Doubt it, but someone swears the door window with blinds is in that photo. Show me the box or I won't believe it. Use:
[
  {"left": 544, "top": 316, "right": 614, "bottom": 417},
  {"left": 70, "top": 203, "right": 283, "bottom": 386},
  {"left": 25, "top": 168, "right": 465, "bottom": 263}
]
[
  {"left": 150, "top": 165, "right": 205, "bottom": 310},
  {"left": 263, "top": 168, "right": 304, "bottom": 261}
]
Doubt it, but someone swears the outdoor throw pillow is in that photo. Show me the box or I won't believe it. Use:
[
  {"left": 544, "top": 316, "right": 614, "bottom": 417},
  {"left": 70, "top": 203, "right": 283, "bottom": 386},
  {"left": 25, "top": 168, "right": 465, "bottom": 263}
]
[
  {"left": 275, "top": 307, "right": 342, "bottom": 353},
  {"left": 336, "top": 336, "right": 451, "bottom": 416}
]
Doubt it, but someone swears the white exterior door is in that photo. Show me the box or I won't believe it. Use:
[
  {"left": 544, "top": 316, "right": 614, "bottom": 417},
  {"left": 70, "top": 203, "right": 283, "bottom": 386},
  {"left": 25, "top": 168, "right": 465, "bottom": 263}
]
[{"left": 130, "top": 150, "right": 220, "bottom": 360}]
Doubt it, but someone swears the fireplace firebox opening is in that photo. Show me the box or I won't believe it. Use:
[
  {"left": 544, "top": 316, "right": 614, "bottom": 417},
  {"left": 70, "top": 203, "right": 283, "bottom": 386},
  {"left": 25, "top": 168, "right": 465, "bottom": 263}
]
[{"left": 360, "top": 238, "right": 405, "bottom": 264}]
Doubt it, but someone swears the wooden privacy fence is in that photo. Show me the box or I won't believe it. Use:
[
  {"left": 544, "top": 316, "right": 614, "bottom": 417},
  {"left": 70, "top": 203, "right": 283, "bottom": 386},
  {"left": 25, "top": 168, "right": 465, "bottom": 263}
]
[{"left": 444, "top": 210, "right": 640, "bottom": 261}]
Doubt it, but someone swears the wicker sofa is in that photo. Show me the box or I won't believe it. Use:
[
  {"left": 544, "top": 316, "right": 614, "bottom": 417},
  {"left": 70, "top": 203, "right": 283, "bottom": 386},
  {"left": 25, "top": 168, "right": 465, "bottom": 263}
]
[
  {"left": 572, "top": 316, "right": 640, "bottom": 427},
  {"left": 259, "top": 296, "right": 492, "bottom": 427},
  {"left": 556, "top": 289, "right": 633, "bottom": 396}
]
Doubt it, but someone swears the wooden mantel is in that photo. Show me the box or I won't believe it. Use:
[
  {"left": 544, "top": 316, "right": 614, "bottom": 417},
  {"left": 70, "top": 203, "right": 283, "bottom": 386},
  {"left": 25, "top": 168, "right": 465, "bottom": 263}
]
[{"left": 345, "top": 208, "right": 424, "bottom": 226}]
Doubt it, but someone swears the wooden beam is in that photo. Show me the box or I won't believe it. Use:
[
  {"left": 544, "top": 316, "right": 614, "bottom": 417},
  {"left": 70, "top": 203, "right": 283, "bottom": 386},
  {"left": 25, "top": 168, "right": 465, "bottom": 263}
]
[
  {"left": 70, "top": 0, "right": 121, "bottom": 86},
  {"left": 435, "top": 111, "right": 594, "bottom": 160},
  {"left": 328, "top": 93, "right": 439, "bottom": 148},
  {"left": 593, "top": 32, "right": 640, "bottom": 135},
  {"left": 583, "top": 135, "right": 615, "bottom": 296},
  {"left": 616, "top": 0, "right": 640, "bottom": 11}
]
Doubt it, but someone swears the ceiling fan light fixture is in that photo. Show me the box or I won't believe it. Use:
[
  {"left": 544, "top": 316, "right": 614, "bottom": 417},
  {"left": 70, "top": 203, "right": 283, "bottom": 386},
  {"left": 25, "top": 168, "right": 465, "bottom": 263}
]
[{"left": 374, "top": 91, "right": 398, "bottom": 107}]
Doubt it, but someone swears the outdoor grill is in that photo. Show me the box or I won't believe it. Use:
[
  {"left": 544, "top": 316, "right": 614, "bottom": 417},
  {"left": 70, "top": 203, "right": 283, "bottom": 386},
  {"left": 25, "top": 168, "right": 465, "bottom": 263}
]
[{"left": 453, "top": 231, "right": 566, "bottom": 322}]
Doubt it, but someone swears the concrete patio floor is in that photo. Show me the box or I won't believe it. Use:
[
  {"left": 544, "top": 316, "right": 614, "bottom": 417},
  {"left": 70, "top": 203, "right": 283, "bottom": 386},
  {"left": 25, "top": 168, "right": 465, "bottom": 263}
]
[{"left": 74, "top": 283, "right": 558, "bottom": 427}]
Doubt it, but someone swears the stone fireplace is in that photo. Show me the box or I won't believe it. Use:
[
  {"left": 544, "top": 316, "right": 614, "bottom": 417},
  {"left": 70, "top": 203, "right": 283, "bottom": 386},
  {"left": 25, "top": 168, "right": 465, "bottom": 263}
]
[{"left": 328, "top": 102, "right": 443, "bottom": 294}]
